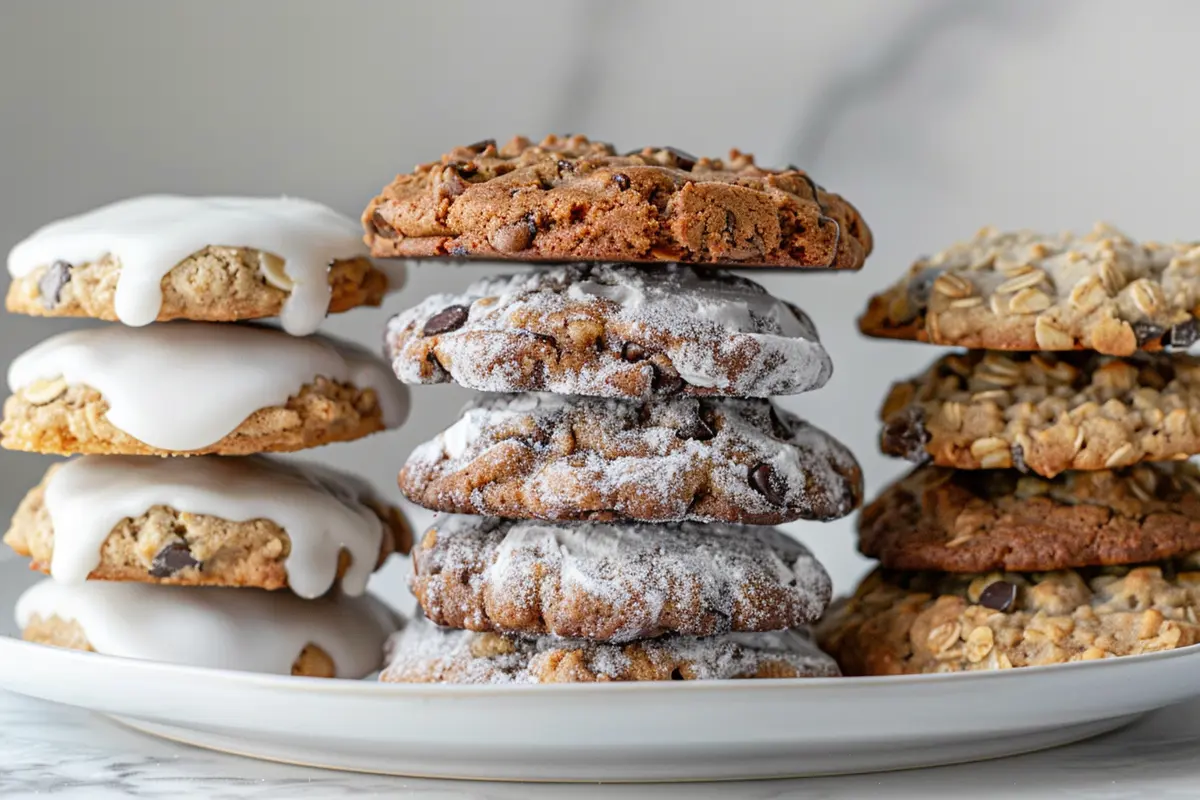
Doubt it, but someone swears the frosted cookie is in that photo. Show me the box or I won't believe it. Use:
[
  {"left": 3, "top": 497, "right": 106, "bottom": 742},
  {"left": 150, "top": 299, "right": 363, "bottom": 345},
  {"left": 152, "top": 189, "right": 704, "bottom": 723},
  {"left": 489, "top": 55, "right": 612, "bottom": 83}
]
[
  {"left": 859, "top": 464, "right": 1200, "bottom": 573},
  {"left": 5, "top": 456, "right": 411, "bottom": 598},
  {"left": 6, "top": 196, "right": 400, "bottom": 336},
  {"left": 2, "top": 322, "right": 408, "bottom": 456},
  {"left": 880, "top": 350, "right": 1200, "bottom": 477},
  {"left": 409, "top": 516, "right": 832, "bottom": 641},
  {"left": 381, "top": 618, "right": 840, "bottom": 683},
  {"left": 364, "top": 135, "right": 871, "bottom": 269},
  {"left": 387, "top": 263, "right": 832, "bottom": 399},
  {"left": 16, "top": 579, "right": 398, "bottom": 678},
  {"left": 859, "top": 223, "right": 1200, "bottom": 356},
  {"left": 400, "top": 394, "right": 862, "bottom": 524},
  {"left": 816, "top": 565, "right": 1200, "bottom": 676}
]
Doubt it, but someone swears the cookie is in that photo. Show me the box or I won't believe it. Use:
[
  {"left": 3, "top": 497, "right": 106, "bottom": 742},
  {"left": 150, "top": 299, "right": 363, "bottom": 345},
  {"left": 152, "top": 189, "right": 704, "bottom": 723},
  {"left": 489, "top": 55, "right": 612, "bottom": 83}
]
[
  {"left": 858, "top": 223, "right": 1200, "bottom": 356},
  {"left": 387, "top": 263, "right": 832, "bottom": 399},
  {"left": 879, "top": 350, "right": 1200, "bottom": 477},
  {"left": 2, "top": 323, "right": 408, "bottom": 456},
  {"left": 816, "top": 565, "right": 1200, "bottom": 675},
  {"left": 363, "top": 135, "right": 871, "bottom": 269},
  {"left": 5, "top": 456, "right": 411, "bottom": 598},
  {"left": 860, "top": 464, "right": 1200, "bottom": 572},
  {"left": 380, "top": 618, "right": 839, "bottom": 683},
  {"left": 6, "top": 196, "right": 398, "bottom": 336},
  {"left": 16, "top": 579, "right": 399, "bottom": 678},
  {"left": 409, "top": 515, "right": 831, "bottom": 641},
  {"left": 400, "top": 393, "right": 862, "bottom": 524}
]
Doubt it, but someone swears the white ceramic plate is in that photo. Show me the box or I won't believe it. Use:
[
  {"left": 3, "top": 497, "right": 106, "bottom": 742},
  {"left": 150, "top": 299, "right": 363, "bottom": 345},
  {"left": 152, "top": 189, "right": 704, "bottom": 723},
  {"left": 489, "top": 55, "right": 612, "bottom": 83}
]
[{"left": 2, "top": 635, "right": 1199, "bottom": 781}]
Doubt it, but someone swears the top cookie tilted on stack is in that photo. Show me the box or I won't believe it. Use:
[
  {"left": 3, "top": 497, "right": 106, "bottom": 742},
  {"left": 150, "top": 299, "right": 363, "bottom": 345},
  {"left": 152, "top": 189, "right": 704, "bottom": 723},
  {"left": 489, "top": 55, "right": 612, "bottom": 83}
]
[
  {"left": 3, "top": 196, "right": 409, "bottom": 678},
  {"left": 818, "top": 224, "right": 1200, "bottom": 676},
  {"left": 366, "top": 135, "right": 871, "bottom": 684}
]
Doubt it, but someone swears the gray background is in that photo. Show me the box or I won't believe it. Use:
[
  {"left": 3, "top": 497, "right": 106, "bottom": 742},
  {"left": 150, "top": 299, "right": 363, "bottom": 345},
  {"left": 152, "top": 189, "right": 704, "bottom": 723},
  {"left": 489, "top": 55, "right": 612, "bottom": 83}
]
[{"left": 2, "top": 0, "right": 1199, "bottom": 599}]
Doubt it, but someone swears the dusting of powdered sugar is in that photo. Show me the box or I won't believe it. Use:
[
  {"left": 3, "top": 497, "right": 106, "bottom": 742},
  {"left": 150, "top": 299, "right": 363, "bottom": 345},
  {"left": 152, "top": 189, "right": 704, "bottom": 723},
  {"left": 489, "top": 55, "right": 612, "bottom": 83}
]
[
  {"left": 400, "top": 393, "right": 861, "bottom": 523},
  {"left": 385, "top": 264, "right": 833, "bottom": 398},
  {"left": 408, "top": 515, "right": 833, "bottom": 641}
]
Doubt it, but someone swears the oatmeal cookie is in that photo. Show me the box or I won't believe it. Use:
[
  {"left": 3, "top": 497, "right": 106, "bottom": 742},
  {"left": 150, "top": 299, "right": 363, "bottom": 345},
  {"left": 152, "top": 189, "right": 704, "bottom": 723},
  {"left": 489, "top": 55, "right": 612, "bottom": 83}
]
[{"left": 364, "top": 135, "right": 871, "bottom": 269}]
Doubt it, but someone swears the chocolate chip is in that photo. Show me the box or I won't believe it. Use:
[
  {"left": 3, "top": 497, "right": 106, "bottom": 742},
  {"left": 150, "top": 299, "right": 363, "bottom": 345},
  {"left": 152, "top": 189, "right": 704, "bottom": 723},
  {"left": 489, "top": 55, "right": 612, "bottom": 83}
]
[
  {"left": 768, "top": 406, "right": 794, "bottom": 440},
  {"left": 453, "top": 162, "right": 478, "bottom": 178},
  {"left": 662, "top": 147, "right": 697, "bottom": 171},
  {"left": 1011, "top": 443, "right": 1028, "bottom": 474},
  {"left": 881, "top": 407, "right": 932, "bottom": 464},
  {"left": 620, "top": 342, "right": 646, "bottom": 362},
  {"left": 370, "top": 209, "right": 398, "bottom": 239},
  {"left": 612, "top": 173, "right": 631, "bottom": 191},
  {"left": 38, "top": 260, "right": 73, "bottom": 309},
  {"left": 491, "top": 214, "right": 538, "bottom": 253},
  {"left": 907, "top": 268, "right": 943, "bottom": 308},
  {"left": 422, "top": 305, "right": 470, "bottom": 336},
  {"left": 1132, "top": 321, "right": 1166, "bottom": 347},
  {"left": 749, "top": 463, "right": 786, "bottom": 506},
  {"left": 978, "top": 580, "right": 1018, "bottom": 612},
  {"left": 670, "top": 667, "right": 685, "bottom": 680},
  {"left": 149, "top": 542, "right": 200, "bottom": 578},
  {"left": 1169, "top": 319, "right": 1200, "bottom": 348},
  {"left": 650, "top": 363, "right": 683, "bottom": 394},
  {"left": 677, "top": 407, "right": 717, "bottom": 441},
  {"left": 465, "top": 139, "right": 496, "bottom": 153},
  {"left": 556, "top": 159, "right": 574, "bottom": 174}
]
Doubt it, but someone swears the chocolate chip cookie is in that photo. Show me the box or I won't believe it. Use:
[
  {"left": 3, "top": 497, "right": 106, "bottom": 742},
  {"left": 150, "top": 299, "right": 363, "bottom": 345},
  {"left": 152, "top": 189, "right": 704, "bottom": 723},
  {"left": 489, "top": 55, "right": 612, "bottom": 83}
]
[
  {"left": 879, "top": 350, "right": 1200, "bottom": 477},
  {"left": 387, "top": 263, "right": 833, "bottom": 399},
  {"left": 409, "top": 515, "right": 832, "bottom": 641},
  {"left": 817, "top": 565, "right": 1200, "bottom": 675},
  {"left": 381, "top": 617, "right": 840, "bottom": 683},
  {"left": 859, "top": 224, "right": 1200, "bottom": 356},
  {"left": 364, "top": 135, "right": 871, "bottom": 269},
  {"left": 860, "top": 463, "right": 1200, "bottom": 572}
]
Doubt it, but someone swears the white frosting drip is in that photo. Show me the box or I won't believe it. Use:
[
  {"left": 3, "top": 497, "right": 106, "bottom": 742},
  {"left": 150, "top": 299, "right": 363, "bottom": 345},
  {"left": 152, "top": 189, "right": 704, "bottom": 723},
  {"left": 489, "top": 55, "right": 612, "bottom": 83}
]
[
  {"left": 7, "top": 323, "right": 408, "bottom": 451},
  {"left": 16, "top": 579, "right": 398, "bottom": 678},
  {"left": 43, "top": 455, "right": 390, "bottom": 598},
  {"left": 6, "top": 195, "right": 378, "bottom": 336}
]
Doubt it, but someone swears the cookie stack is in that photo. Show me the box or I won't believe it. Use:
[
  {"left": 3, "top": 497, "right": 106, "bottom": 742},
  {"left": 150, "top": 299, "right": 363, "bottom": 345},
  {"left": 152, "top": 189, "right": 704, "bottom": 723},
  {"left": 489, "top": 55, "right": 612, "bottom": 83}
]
[
  {"left": 362, "top": 135, "right": 872, "bottom": 683},
  {"left": 818, "top": 224, "right": 1200, "bottom": 674},
  {"left": 3, "top": 196, "right": 410, "bottom": 677}
]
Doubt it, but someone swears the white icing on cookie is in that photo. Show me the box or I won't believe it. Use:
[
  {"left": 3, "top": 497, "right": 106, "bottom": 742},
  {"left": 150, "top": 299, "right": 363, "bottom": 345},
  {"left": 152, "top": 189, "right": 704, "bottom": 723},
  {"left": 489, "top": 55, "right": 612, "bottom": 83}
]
[
  {"left": 7, "top": 322, "right": 408, "bottom": 451},
  {"left": 16, "top": 579, "right": 398, "bottom": 677},
  {"left": 6, "top": 195, "right": 388, "bottom": 336},
  {"left": 43, "top": 455, "right": 391, "bottom": 598}
]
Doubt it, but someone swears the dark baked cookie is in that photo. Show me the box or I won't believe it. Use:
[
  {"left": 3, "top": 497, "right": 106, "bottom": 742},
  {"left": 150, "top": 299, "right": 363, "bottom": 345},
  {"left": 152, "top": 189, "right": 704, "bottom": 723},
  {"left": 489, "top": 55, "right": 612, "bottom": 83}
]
[
  {"left": 364, "top": 135, "right": 871, "bottom": 269},
  {"left": 387, "top": 263, "right": 833, "bottom": 399},
  {"left": 409, "top": 515, "right": 832, "bottom": 641},
  {"left": 860, "top": 463, "right": 1200, "bottom": 572},
  {"left": 400, "top": 393, "right": 862, "bottom": 524},
  {"left": 858, "top": 224, "right": 1200, "bottom": 356},
  {"left": 879, "top": 350, "right": 1200, "bottom": 477}
]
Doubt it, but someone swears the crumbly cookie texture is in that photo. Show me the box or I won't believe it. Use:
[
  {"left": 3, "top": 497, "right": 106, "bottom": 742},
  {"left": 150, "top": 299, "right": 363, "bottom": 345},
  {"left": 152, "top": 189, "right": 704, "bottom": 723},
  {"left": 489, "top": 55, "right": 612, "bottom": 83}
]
[
  {"left": 1, "top": 378, "right": 387, "bottom": 456},
  {"left": 409, "top": 516, "right": 831, "bottom": 641},
  {"left": 4, "top": 465, "right": 409, "bottom": 589},
  {"left": 380, "top": 619, "right": 840, "bottom": 683},
  {"left": 401, "top": 393, "right": 861, "bottom": 524},
  {"left": 22, "top": 614, "right": 338, "bottom": 677},
  {"left": 364, "top": 135, "right": 871, "bottom": 269},
  {"left": 5, "top": 248, "right": 387, "bottom": 323},
  {"left": 858, "top": 224, "right": 1200, "bottom": 356},
  {"left": 860, "top": 464, "right": 1200, "bottom": 572},
  {"left": 879, "top": 350, "right": 1200, "bottom": 477},
  {"left": 387, "top": 263, "right": 832, "bottom": 399}
]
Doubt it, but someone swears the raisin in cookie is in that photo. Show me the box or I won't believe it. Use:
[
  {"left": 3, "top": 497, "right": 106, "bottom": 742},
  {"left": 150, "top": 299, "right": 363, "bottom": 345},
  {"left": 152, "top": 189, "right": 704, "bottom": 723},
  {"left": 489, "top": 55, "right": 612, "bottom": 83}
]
[
  {"left": 5, "top": 456, "right": 411, "bottom": 598},
  {"left": 880, "top": 350, "right": 1200, "bottom": 477},
  {"left": 409, "top": 516, "right": 832, "bottom": 641},
  {"left": 858, "top": 223, "right": 1200, "bottom": 356},
  {"left": 381, "top": 617, "right": 839, "bottom": 683},
  {"left": 860, "top": 464, "right": 1200, "bottom": 572},
  {"left": 400, "top": 393, "right": 862, "bottom": 524},
  {"left": 816, "top": 565, "right": 1200, "bottom": 675},
  {"left": 17, "top": 579, "right": 399, "bottom": 678},
  {"left": 364, "top": 135, "right": 871, "bottom": 269},
  {"left": 387, "top": 263, "right": 832, "bottom": 399}
]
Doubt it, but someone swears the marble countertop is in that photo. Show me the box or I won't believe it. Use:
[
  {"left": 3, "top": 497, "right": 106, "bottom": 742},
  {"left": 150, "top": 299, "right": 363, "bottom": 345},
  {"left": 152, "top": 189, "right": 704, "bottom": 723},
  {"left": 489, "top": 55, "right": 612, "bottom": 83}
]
[{"left": 3, "top": 689, "right": 1197, "bottom": 799}]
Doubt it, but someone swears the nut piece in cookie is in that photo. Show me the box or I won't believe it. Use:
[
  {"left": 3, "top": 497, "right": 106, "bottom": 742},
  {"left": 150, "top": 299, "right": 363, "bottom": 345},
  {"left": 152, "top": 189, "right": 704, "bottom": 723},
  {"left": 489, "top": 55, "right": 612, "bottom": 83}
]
[
  {"left": 386, "top": 263, "right": 833, "bottom": 399},
  {"left": 816, "top": 565, "right": 1200, "bottom": 675},
  {"left": 858, "top": 223, "right": 1200, "bottom": 355},
  {"left": 364, "top": 134, "right": 871, "bottom": 269},
  {"left": 408, "top": 515, "right": 833, "bottom": 641},
  {"left": 879, "top": 350, "right": 1200, "bottom": 477},
  {"left": 400, "top": 393, "right": 862, "bottom": 524}
]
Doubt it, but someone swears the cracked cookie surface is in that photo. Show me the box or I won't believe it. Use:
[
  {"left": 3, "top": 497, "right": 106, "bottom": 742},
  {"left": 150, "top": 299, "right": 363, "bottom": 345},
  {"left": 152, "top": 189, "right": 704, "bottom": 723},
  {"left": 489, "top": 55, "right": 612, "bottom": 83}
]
[
  {"left": 364, "top": 135, "right": 871, "bottom": 269},
  {"left": 859, "top": 224, "right": 1200, "bottom": 356}
]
